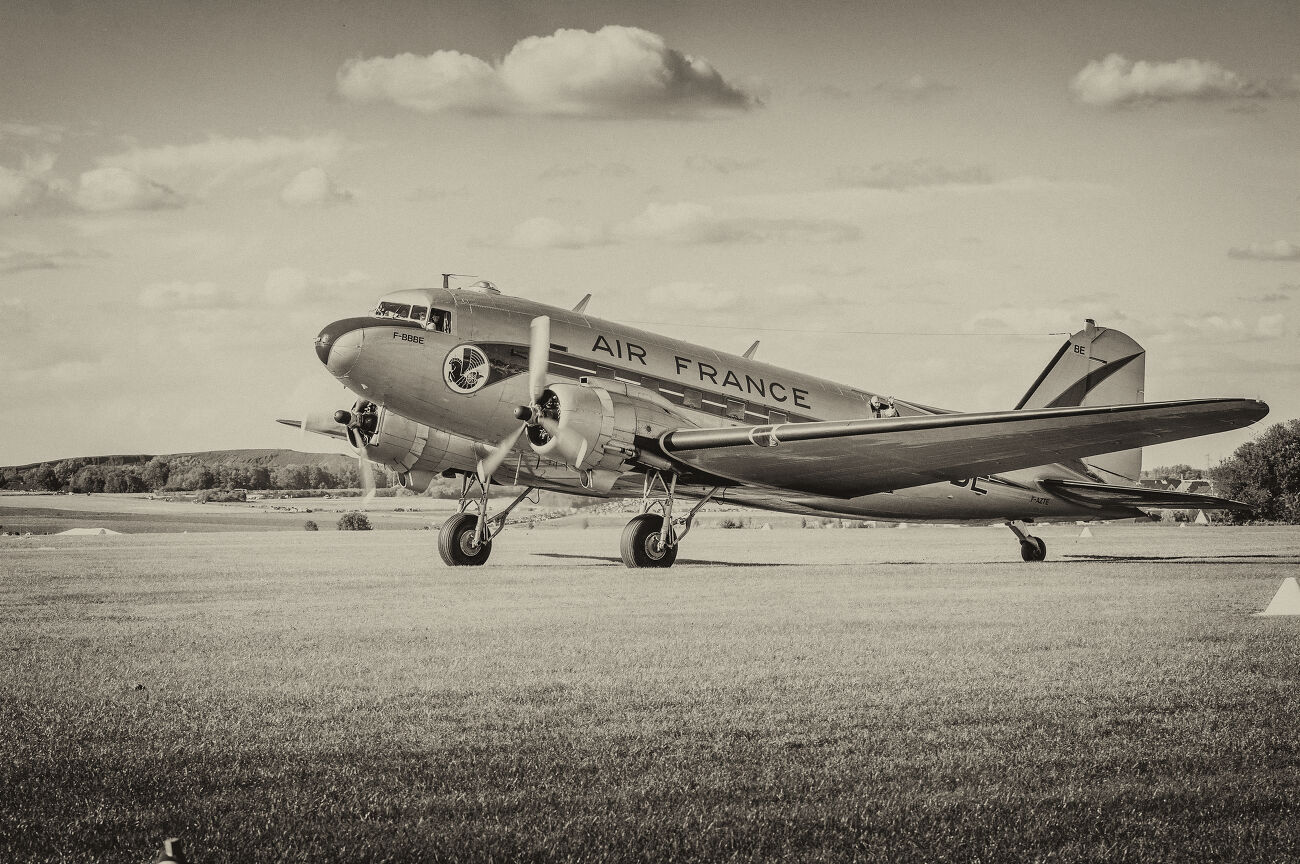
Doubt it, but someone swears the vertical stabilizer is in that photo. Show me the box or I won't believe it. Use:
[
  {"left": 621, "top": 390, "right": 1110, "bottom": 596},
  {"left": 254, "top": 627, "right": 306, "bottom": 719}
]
[{"left": 1016, "top": 320, "right": 1146, "bottom": 483}]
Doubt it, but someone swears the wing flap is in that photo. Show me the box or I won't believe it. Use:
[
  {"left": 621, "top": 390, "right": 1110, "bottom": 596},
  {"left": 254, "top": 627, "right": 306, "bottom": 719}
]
[{"left": 659, "top": 398, "right": 1267, "bottom": 498}]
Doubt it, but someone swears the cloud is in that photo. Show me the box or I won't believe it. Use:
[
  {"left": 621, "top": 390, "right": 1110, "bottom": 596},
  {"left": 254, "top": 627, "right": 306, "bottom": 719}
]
[
  {"left": 73, "top": 167, "right": 184, "bottom": 212},
  {"left": 832, "top": 159, "right": 993, "bottom": 191},
  {"left": 504, "top": 202, "right": 859, "bottom": 249},
  {"left": 280, "top": 167, "right": 353, "bottom": 207},
  {"left": 872, "top": 75, "right": 955, "bottom": 101},
  {"left": 1228, "top": 240, "right": 1300, "bottom": 261},
  {"left": 0, "top": 163, "right": 52, "bottom": 213},
  {"left": 98, "top": 134, "right": 344, "bottom": 195},
  {"left": 0, "top": 244, "right": 106, "bottom": 273},
  {"left": 685, "top": 154, "right": 762, "bottom": 174},
  {"left": 615, "top": 202, "right": 860, "bottom": 244},
  {"left": 138, "top": 280, "right": 225, "bottom": 309},
  {"left": 0, "top": 121, "right": 65, "bottom": 145},
  {"left": 337, "top": 26, "right": 758, "bottom": 118},
  {"left": 646, "top": 281, "right": 740, "bottom": 312},
  {"left": 263, "top": 267, "right": 373, "bottom": 306},
  {"left": 965, "top": 306, "right": 1129, "bottom": 334},
  {"left": 1071, "top": 54, "right": 1300, "bottom": 108},
  {"left": 507, "top": 217, "right": 610, "bottom": 250},
  {"left": 1256, "top": 314, "right": 1287, "bottom": 338}
]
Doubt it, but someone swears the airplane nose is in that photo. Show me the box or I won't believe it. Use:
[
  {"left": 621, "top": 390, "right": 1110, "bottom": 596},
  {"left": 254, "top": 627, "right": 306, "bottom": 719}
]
[{"left": 315, "top": 322, "right": 363, "bottom": 377}]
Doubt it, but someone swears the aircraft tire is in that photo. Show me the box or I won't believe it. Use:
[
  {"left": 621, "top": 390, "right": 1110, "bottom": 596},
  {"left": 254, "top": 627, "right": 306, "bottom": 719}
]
[
  {"left": 1020, "top": 536, "right": 1047, "bottom": 562},
  {"left": 621, "top": 513, "right": 678, "bottom": 568},
  {"left": 439, "top": 513, "right": 492, "bottom": 566}
]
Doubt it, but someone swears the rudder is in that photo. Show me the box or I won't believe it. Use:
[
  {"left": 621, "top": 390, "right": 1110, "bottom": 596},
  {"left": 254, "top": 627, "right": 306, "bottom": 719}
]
[{"left": 1016, "top": 319, "right": 1146, "bottom": 484}]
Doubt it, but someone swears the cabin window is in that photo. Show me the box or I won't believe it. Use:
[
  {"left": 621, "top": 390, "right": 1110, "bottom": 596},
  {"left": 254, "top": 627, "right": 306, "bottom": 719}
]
[
  {"left": 428, "top": 308, "right": 451, "bottom": 333},
  {"left": 725, "top": 398, "right": 745, "bottom": 421},
  {"left": 683, "top": 389, "right": 703, "bottom": 409},
  {"left": 769, "top": 409, "right": 788, "bottom": 424}
]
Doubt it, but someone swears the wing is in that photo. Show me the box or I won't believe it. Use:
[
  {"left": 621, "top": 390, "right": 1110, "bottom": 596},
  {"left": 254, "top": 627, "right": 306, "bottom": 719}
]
[
  {"left": 1037, "top": 479, "right": 1251, "bottom": 511},
  {"left": 657, "top": 398, "right": 1268, "bottom": 499}
]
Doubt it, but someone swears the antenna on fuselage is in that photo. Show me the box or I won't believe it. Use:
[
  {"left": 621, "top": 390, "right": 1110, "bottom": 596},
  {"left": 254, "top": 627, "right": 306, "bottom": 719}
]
[
  {"left": 743, "top": 340, "right": 760, "bottom": 360},
  {"left": 442, "top": 273, "right": 477, "bottom": 291},
  {"left": 572, "top": 293, "right": 592, "bottom": 313}
]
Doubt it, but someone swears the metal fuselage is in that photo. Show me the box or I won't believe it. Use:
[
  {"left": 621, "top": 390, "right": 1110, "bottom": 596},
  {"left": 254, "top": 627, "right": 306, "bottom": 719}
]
[{"left": 318, "top": 287, "right": 1134, "bottom": 524}]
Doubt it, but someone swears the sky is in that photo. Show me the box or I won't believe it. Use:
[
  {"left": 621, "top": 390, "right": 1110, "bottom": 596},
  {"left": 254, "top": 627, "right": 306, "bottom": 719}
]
[{"left": 2, "top": 0, "right": 1297, "bottom": 469}]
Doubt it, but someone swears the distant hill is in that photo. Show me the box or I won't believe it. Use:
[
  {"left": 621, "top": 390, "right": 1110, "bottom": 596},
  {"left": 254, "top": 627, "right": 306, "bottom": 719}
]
[{"left": 7, "top": 449, "right": 356, "bottom": 473}]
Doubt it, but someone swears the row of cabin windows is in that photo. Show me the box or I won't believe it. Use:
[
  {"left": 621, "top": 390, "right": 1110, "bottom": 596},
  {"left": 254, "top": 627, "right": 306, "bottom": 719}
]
[
  {"left": 374, "top": 301, "right": 452, "bottom": 333},
  {"left": 540, "top": 352, "right": 800, "bottom": 426}
]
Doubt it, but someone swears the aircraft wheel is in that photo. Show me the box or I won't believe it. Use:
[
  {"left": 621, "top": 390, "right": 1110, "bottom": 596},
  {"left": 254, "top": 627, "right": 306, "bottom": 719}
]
[
  {"left": 1020, "top": 535, "right": 1047, "bottom": 562},
  {"left": 621, "top": 513, "right": 678, "bottom": 568},
  {"left": 439, "top": 513, "right": 492, "bottom": 566}
]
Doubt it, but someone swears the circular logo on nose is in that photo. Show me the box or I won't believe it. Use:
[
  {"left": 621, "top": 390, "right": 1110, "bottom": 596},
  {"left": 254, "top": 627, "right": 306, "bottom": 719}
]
[{"left": 444, "top": 345, "right": 490, "bottom": 393}]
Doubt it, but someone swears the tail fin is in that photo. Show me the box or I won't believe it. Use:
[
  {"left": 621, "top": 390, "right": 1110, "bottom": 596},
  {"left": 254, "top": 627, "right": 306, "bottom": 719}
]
[{"left": 1016, "top": 319, "right": 1146, "bottom": 484}]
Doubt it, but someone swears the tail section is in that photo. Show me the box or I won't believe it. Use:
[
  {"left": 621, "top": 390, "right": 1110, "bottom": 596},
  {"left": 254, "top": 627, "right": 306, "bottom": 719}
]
[{"left": 1017, "top": 319, "right": 1146, "bottom": 484}]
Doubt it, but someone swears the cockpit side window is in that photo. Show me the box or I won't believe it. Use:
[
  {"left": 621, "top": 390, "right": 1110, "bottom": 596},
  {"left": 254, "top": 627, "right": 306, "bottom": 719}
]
[
  {"left": 428, "top": 308, "right": 451, "bottom": 333},
  {"left": 409, "top": 306, "right": 427, "bottom": 323}
]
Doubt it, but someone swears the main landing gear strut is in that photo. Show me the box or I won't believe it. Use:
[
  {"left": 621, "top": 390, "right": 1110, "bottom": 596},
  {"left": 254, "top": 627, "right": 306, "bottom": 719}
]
[
  {"left": 621, "top": 471, "right": 719, "bottom": 568},
  {"left": 438, "top": 473, "right": 535, "bottom": 566},
  {"left": 1005, "top": 520, "right": 1047, "bottom": 562}
]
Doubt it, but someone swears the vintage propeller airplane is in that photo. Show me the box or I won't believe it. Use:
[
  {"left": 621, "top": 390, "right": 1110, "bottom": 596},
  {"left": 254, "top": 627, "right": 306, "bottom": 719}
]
[{"left": 283, "top": 276, "right": 1268, "bottom": 567}]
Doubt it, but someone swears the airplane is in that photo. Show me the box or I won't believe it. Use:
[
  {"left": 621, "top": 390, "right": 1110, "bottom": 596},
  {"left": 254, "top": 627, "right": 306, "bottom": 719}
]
[{"left": 286, "top": 276, "right": 1268, "bottom": 567}]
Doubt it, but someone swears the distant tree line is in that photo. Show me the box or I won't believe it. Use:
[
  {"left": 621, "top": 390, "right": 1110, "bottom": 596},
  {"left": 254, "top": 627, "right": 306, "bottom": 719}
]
[
  {"left": 0, "top": 455, "right": 389, "bottom": 494},
  {"left": 1210, "top": 419, "right": 1300, "bottom": 523}
]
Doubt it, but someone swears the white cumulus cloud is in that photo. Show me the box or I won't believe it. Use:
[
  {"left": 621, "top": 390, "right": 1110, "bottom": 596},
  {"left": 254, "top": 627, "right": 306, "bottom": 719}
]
[
  {"left": 280, "top": 167, "right": 353, "bottom": 207},
  {"left": 337, "top": 26, "right": 757, "bottom": 118},
  {"left": 73, "top": 167, "right": 184, "bottom": 212},
  {"left": 1071, "top": 54, "right": 1299, "bottom": 108}
]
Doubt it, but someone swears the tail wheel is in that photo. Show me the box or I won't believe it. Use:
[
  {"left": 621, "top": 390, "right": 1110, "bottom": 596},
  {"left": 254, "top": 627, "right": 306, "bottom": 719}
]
[
  {"left": 621, "top": 513, "right": 678, "bottom": 569},
  {"left": 439, "top": 512, "right": 492, "bottom": 566},
  {"left": 1020, "top": 536, "right": 1047, "bottom": 562}
]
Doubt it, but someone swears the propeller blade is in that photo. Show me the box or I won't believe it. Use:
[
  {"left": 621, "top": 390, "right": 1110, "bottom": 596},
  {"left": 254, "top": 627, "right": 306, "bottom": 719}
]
[
  {"left": 528, "top": 316, "right": 551, "bottom": 404},
  {"left": 357, "top": 444, "right": 376, "bottom": 503},
  {"left": 477, "top": 424, "right": 525, "bottom": 485}
]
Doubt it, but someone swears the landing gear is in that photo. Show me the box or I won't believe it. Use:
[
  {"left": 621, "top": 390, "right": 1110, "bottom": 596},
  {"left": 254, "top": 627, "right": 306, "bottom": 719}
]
[
  {"left": 1006, "top": 520, "right": 1047, "bottom": 562},
  {"left": 439, "top": 512, "right": 492, "bottom": 566},
  {"left": 620, "top": 471, "right": 719, "bottom": 569},
  {"left": 621, "top": 513, "right": 678, "bottom": 568},
  {"left": 438, "top": 472, "right": 535, "bottom": 567}
]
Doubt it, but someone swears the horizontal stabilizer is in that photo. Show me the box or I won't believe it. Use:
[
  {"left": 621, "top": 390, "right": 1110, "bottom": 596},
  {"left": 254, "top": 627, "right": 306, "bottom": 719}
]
[{"left": 1038, "top": 478, "right": 1252, "bottom": 511}]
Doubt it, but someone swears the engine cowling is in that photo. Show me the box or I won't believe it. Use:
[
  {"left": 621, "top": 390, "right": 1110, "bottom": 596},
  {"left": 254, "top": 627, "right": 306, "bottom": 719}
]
[
  {"left": 359, "top": 404, "right": 481, "bottom": 493},
  {"left": 524, "top": 381, "right": 684, "bottom": 494}
]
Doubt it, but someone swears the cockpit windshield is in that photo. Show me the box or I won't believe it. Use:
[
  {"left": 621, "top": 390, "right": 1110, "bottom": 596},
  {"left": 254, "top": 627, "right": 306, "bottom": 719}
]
[
  {"left": 375, "top": 301, "right": 412, "bottom": 319},
  {"left": 372, "top": 293, "right": 451, "bottom": 332}
]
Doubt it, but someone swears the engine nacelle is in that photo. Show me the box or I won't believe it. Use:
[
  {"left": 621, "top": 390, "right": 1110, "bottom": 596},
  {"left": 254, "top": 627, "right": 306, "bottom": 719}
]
[
  {"left": 525, "top": 381, "right": 679, "bottom": 494},
  {"left": 362, "top": 405, "right": 481, "bottom": 492}
]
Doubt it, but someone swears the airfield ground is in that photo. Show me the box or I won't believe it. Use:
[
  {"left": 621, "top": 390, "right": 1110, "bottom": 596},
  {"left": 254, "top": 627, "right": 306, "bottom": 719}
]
[{"left": 1, "top": 495, "right": 1298, "bottom": 862}]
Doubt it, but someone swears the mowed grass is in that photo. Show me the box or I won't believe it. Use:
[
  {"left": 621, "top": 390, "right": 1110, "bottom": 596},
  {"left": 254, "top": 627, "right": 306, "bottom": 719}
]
[{"left": 2, "top": 527, "right": 1299, "bottom": 863}]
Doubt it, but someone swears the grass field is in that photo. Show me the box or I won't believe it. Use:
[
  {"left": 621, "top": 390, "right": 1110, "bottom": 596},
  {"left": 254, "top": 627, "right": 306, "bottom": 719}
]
[{"left": 3, "top": 524, "right": 1299, "bottom": 863}]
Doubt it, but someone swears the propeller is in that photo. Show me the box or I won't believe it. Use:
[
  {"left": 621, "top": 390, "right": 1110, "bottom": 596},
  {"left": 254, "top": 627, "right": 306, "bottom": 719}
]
[
  {"left": 475, "top": 315, "right": 555, "bottom": 484},
  {"left": 334, "top": 405, "right": 378, "bottom": 503}
]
